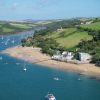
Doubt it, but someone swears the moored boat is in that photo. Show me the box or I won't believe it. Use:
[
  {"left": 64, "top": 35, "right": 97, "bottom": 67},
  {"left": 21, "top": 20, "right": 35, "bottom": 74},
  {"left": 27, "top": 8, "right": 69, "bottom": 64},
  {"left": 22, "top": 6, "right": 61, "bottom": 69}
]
[{"left": 45, "top": 93, "right": 56, "bottom": 100}]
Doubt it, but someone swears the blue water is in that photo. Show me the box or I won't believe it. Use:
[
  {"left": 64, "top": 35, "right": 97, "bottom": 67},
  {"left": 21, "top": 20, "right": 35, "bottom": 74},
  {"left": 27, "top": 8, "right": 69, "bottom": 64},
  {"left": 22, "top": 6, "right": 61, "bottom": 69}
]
[{"left": 0, "top": 29, "right": 100, "bottom": 100}]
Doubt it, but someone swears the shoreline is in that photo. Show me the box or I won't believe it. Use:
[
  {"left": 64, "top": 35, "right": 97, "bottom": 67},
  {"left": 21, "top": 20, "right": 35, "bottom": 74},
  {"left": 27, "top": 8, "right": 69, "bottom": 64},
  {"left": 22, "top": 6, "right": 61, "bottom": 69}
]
[{"left": 1, "top": 46, "right": 100, "bottom": 78}]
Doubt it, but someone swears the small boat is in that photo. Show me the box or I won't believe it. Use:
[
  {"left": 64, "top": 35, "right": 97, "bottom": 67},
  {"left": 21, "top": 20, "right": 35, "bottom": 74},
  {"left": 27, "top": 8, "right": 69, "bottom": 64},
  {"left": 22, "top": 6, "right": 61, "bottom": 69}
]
[
  {"left": 5, "top": 42, "right": 8, "bottom": 45},
  {"left": 11, "top": 39, "right": 15, "bottom": 44},
  {"left": 53, "top": 77, "right": 60, "bottom": 81},
  {"left": 16, "top": 63, "right": 20, "bottom": 65},
  {"left": 5, "top": 62, "right": 8, "bottom": 64},
  {"left": 1, "top": 36, "right": 4, "bottom": 40},
  {"left": 45, "top": 93, "right": 56, "bottom": 100},
  {"left": 7, "top": 38, "right": 10, "bottom": 41},
  {"left": 0, "top": 56, "right": 3, "bottom": 60},
  {"left": 78, "top": 78, "right": 81, "bottom": 81},
  {"left": 23, "top": 67, "right": 27, "bottom": 71},
  {"left": 23, "top": 63, "right": 27, "bottom": 71}
]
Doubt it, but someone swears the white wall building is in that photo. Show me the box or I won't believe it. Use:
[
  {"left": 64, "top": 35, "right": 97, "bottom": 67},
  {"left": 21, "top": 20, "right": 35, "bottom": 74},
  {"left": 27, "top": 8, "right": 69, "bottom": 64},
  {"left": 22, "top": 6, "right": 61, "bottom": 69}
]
[
  {"left": 78, "top": 52, "right": 91, "bottom": 62},
  {"left": 52, "top": 51, "right": 74, "bottom": 61}
]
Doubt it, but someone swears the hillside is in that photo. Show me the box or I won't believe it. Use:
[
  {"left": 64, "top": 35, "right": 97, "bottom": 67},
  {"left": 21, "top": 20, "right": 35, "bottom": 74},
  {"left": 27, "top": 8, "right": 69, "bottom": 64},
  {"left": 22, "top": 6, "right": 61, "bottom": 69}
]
[
  {"left": 21, "top": 18, "right": 100, "bottom": 63},
  {"left": 48, "top": 28, "right": 92, "bottom": 49},
  {"left": 81, "top": 22, "right": 100, "bottom": 30},
  {"left": 0, "top": 21, "right": 36, "bottom": 34},
  {"left": 0, "top": 21, "right": 49, "bottom": 35}
]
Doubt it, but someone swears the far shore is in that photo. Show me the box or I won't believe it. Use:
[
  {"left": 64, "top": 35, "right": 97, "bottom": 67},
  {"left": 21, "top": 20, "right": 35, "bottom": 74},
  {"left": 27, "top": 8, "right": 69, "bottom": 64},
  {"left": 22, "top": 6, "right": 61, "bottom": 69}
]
[
  {"left": 1, "top": 46, "right": 100, "bottom": 77},
  {"left": 0, "top": 28, "right": 34, "bottom": 37}
]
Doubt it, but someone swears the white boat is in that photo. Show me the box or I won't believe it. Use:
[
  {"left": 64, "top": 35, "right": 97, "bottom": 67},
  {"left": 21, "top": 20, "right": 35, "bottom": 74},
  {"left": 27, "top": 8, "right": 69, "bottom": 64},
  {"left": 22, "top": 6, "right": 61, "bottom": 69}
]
[
  {"left": 0, "top": 56, "right": 3, "bottom": 60},
  {"left": 5, "top": 42, "right": 8, "bottom": 45},
  {"left": 16, "top": 63, "right": 20, "bottom": 65},
  {"left": 23, "top": 63, "right": 27, "bottom": 71},
  {"left": 78, "top": 78, "right": 81, "bottom": 81},
  {"left": 7, "top": 38, "right": 10, "bottom": 41},
  {"left": 1, "top": 36, "right": 4, "bottom": 40},
  {"left": 45, "top": 93, "right": 56, "bottom": 100},
  {"left": 11, "top": 39, "right": 15, "bottom": 44},
  {"left": 53, "top": 77, "right": 60, "bottom": 81},
  {"left": 23, "top": 68, "right": 27, "bottom": 71}
]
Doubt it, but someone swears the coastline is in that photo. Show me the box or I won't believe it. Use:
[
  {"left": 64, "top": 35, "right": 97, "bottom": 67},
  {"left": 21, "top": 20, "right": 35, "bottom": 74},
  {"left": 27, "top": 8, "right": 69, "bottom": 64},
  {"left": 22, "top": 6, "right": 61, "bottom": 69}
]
[
  {"left": 1, "top": 46, "right": 100, "bottom": 77},
  {"left": 0, "top": 28, "right": 34, "bottom": 37}
]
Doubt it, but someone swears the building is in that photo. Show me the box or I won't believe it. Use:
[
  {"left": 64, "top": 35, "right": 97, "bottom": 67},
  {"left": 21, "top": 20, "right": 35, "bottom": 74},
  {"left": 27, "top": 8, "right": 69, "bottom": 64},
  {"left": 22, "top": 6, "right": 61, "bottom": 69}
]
[
  {"left": 51, "top": 51, "right": 74, "bottom": 61},
  {"left": 51, "top": 55, "right": 62, "bottom": 61},
  {"left": 85, "top": 21, "right": 93, "bottom": 25},
  {"left": 57, "top": 27, "right": 63, "bottom": 32},
  {"left": 78, "top": 52, "right": 91, "bottom": 62}
]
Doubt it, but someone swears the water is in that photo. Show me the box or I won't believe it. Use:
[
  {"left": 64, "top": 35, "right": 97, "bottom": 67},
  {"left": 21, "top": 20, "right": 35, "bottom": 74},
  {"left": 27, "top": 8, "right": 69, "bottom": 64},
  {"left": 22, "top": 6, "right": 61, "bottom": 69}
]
[{"left": 0, "top": 29, "right": 100, "bottom": 100}]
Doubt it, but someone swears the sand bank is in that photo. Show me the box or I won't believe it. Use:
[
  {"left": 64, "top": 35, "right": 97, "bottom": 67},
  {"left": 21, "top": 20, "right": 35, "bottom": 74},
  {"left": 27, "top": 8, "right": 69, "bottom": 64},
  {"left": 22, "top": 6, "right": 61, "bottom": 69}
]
[{"left": 1, "top": 46, "right": 100, "bottom": 77}]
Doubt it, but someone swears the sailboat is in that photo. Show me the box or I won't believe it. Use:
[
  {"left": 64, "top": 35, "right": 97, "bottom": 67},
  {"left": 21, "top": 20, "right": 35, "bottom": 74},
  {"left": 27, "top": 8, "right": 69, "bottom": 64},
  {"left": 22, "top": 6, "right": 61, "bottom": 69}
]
[
  {"left": 1, "top": 36, "right": 4, "bottom": 40},
  {"left": 23, "top": 63, "right": 27, "bottom": 71},
  {"left": 11, "top": 38, "right": 15, "bottom": 44},
  {"left": 5, "top": 42, "right": 8, "bottom": 45},
  {"left": 4, "top": 38, "right": 10, "bottom": 45},
  {"left": 0, "top": 56, "right": 3, "bottom": 60},
  {"left": 53, "top": 77, "right": 60, "bottom": 81}
]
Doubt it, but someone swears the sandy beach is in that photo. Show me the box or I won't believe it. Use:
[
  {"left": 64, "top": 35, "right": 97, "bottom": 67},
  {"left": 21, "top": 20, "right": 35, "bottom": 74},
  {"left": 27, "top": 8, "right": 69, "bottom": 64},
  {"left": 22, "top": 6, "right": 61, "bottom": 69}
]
[{"left": 1, "top": 46, "right": 100, "bottom": 77}]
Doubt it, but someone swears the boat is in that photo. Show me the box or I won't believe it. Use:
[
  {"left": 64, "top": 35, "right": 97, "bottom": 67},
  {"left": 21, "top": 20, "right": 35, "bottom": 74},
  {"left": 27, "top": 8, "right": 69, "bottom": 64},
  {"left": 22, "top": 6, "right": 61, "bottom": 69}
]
[
  {"left": 45, "top": 93, "right": 56, "bottom": 100},
  {"left": 1, "top": 36, "right": 4, "bottom": 40},
  {"left": 23, "top": 63, "right": 27, "bottom": 71},
  {"left": 78, "top": 78, "right": 81, "bottom": 81},
  {"left": 11, "top": 39, "right": 15, "bottom": 44},
  {"left": 53, "top": 77, "right": 60, "bottom": 81},
  {"left": 0, "top": 56, "right": 3, "bottom": 60},
  {"left": 23, "top": 68, "right": 27, "bottom": 71}
]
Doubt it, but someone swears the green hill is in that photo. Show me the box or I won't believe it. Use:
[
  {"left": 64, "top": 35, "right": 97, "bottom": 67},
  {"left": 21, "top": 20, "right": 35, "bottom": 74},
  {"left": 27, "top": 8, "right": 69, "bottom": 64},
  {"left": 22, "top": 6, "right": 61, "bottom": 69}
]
[
  {"left": 0, "top": 21, "right": 36, "bottom": 34},
  {"left": 81, "top": 22, "right": 100, "bottom": 30},
  {"left": 47, "top": 28, "right": 92, "bottom": 49}
]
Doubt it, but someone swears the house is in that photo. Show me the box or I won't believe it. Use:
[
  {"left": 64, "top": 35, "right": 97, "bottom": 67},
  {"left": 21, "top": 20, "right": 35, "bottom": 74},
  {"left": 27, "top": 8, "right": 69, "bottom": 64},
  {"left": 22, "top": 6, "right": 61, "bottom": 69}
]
[
  {"left": 51, "top": 51, "right": 74, "bottom": 62},
  {"left": 78, "top": 52, "right": 91, "bottom": 62},
  {"left": 85, "top": 21, "right": 93, "bottom": 25},
  {"left": 57, "top": 27, "right": 63, "bottom": 32},
  {"left": 63, "top": 52, "right": 74, "bottom": 61},
  {"left": 80, "top": 21, "right": 93, "bottom": 25},
  {"left": 62, "top": 51, "right": 68, "bottom": 57},
  {"left": 51, "top": 55, "right": 62, "bottom": 61},
  {"left": 81, "top": 22, "right": 84, "bottom": 25}
]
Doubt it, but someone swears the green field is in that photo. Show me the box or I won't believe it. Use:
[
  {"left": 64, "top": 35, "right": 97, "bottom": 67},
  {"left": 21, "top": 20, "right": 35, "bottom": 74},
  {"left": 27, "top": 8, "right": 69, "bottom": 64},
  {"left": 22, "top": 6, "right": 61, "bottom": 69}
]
[
  {"left": 9, "top": 23, "right": 32, "bottom": 29},
  {"left": 48, "top": 28, "right": 92, "bottom": 49},
  {"left": 2, "top": 28, "right": 15, "bottom": 33},
  {"left": 81, "top": 22, "right": 100, "bottom": 30},
  {"left": 0, "top": 21, "right": 35, "bottom": 34}
]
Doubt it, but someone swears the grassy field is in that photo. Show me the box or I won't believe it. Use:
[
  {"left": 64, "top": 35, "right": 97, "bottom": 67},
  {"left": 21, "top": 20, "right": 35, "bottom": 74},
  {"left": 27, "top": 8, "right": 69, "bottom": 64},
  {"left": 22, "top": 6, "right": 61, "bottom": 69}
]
[
  {"left": 9, "top": 23, "right": 32, "bottom": 29},
  {"left": 81, "top": 22, "right": 100, "bottom": 30},
  {"left": 48, "top": 28, "right": 92, "bottom": 49},
  {"left": 0, "top": 21, "right": 35, "bottom": 34},
  {"left": 2, "top": 28, "right": 15, "bottom": 33}
]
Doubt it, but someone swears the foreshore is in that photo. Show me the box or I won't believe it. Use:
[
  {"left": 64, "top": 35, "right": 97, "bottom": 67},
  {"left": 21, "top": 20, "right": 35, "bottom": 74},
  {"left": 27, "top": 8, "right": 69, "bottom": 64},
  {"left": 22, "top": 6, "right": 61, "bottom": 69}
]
[{"left": 1, "top": 46, "right": 100, "bottom": 77}]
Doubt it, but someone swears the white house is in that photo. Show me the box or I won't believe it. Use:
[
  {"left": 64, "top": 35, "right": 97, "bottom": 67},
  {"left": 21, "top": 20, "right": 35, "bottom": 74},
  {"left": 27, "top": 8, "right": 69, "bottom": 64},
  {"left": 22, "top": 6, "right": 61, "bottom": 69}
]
[
  {"left": 52, "top": 51, "right": 74, "bottom": 61},
  {"left": 57, "top": 27, "right": 63, "bottom": 32},
  {"left": 51, "top": 55, "right": 62, "bottom": 61},
  {"left": 86, "top": 21, "right": 93, "bottom": 25},
  {"left": 78, "top": 52, "right": 91, "bottom": 62}
]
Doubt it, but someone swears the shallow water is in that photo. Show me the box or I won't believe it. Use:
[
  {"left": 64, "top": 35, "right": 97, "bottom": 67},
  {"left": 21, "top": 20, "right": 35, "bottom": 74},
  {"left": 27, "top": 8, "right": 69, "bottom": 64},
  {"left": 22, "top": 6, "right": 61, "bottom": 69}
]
[{"left": 0, "top": 29, "right": 100, "bottom": 100}]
